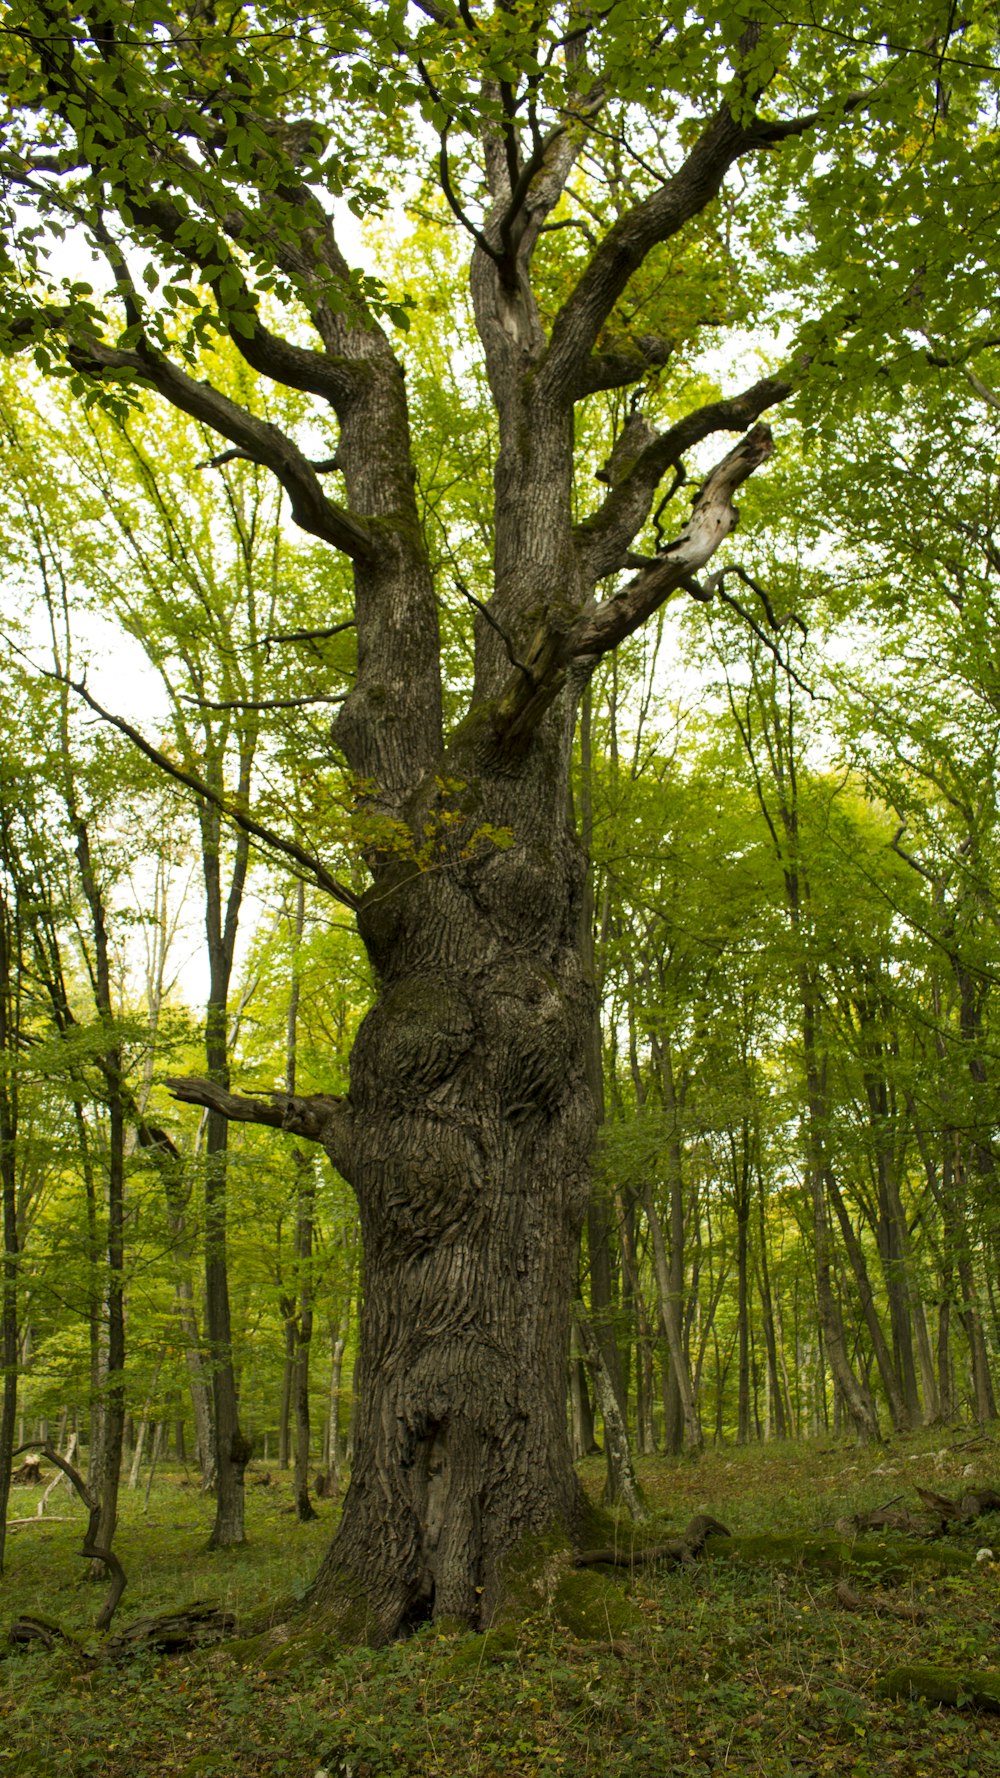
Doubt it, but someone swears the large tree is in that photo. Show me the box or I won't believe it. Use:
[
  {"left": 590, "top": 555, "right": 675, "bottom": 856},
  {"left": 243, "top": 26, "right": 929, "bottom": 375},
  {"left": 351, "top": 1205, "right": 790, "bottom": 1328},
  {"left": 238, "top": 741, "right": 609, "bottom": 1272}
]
[{"left": 1, "top": 0, "right": 994, "bottom": 1637}]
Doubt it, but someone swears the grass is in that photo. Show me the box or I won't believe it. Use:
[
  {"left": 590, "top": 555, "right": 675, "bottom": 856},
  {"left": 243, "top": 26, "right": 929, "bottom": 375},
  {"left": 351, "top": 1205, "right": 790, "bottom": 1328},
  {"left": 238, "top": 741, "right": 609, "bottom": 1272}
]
[{"left": 3, "top": 1428, "right": 1000, "bottom": 1777}]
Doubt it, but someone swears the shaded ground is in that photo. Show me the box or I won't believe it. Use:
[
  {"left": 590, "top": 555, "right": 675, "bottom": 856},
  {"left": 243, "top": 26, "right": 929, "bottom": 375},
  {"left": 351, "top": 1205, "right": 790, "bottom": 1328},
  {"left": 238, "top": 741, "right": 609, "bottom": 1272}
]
[{"left": 3, "top": 1429, "right": 1000, "bottom": 1776}]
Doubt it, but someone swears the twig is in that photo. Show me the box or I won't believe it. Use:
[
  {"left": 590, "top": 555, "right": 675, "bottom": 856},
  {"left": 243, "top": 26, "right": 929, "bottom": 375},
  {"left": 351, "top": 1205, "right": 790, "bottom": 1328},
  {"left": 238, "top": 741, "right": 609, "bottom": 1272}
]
[
  {"left": 180, "top": 692, "right": 350, "bottom": 711},
  {"left": 453, "top": 578, "right": 534, "bottom": 686}
]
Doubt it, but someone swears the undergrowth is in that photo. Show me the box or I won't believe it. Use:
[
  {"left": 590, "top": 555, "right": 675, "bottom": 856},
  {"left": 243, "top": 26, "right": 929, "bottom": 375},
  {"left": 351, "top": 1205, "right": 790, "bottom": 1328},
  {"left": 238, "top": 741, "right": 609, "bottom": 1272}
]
[{"left": 2, "top": 1428, "right": 1000, "bottom": 1777}]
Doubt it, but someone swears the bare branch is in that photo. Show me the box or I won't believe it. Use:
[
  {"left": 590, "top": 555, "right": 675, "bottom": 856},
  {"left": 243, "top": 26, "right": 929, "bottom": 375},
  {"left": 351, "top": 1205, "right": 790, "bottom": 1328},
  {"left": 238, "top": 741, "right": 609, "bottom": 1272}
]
[
  {"left": 453, "top": 577, "right": 533, "bottom": 684},
  {"left": 264, "top": 621, "right": 355, "bottom": 646},
  {"left": 180, "top": 692, "right": 350, "bottom": 711},
  {"left": 575, "top": 374, "right": 791, "bottom": 583},
  {"left": 13, "top": 1443, "right": 126, "bottom": 1630},
  {"left": 164, "top": 1076, "right": 355, "bottom": 1178}
]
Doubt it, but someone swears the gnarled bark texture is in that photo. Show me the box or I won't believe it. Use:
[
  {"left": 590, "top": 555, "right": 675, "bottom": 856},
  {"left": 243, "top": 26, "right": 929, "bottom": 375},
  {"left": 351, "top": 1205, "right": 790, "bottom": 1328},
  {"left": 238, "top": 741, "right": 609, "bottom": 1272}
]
[{"left": 309, "top": 739, "right": 597, "bottom": 1633}]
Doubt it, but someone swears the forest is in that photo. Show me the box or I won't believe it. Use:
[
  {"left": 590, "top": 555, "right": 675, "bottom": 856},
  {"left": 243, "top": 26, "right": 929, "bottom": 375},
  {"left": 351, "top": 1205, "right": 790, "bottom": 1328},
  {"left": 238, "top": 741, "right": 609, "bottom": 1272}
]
[
  {"left": 2, "top": 358, "right": 999, "bottom": 1514},
  {"left": 1, "top": 0, "right": 1000, "bottom": 1769}
]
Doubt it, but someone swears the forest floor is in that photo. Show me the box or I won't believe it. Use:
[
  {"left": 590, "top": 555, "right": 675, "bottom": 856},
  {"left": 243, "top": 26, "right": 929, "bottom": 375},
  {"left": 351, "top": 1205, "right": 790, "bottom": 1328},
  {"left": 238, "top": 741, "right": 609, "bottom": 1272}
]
[{"left": 2, "top": 1429, "right": 1000, "bottom": 1777}]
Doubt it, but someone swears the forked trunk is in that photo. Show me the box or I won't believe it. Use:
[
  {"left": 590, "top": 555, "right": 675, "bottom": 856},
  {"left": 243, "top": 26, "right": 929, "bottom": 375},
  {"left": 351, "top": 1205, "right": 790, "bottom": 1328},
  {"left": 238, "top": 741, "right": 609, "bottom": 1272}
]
[{"left": 309, "top": 741, "right": 596, "bottom": 1638}]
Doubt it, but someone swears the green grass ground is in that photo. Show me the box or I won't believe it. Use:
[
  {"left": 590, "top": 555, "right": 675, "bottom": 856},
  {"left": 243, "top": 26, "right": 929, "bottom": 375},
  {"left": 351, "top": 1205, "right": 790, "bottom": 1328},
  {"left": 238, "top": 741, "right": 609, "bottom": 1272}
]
[{"left": 2, "top": 1429, "right": 1000, "bottom": 1778}]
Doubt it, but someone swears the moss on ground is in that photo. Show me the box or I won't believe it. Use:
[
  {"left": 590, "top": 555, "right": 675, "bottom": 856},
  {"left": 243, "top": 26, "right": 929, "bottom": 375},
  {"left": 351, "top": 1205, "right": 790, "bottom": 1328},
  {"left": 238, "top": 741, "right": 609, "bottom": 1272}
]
[
  {"left": 551, "top": 1567, "right": 643, "bottom": 1640},
  {"left": 879, "top": 1665, "right": 1000, "bottom": 1710},
  {"left": 703, "top": 1529, "right": 974, "bottom": 1581}
]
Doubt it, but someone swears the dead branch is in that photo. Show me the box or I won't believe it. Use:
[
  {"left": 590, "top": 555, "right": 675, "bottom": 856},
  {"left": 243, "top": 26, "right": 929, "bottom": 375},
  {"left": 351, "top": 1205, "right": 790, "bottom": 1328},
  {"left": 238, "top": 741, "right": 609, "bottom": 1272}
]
[
  {"left": 12, "top": 1442, "right": 126, "bottom": 1631},
  {"left": 834, "top": 1579, "right": 928, "bottom": 1623}
]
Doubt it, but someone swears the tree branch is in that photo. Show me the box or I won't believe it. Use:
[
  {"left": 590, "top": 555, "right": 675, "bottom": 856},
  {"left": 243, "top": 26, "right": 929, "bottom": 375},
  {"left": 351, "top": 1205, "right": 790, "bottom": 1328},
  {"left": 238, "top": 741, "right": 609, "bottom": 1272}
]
[
  {"left": 492, "top": 423, "right": 774, "bottom": 743},
  {"left": 574, "top": 333, "right": 675, "bottom": 397},
  {"left": 541, "top": 104, "right": 752, "bottom": 395},
  {"left": 13, "top": 1443, "right": 126, "bottom": 1631},
  {"left": 575, "top": 375, "right": 791, "bottom": 583},
  {"left": 65, "top": 337, "right": 375, "bottom": 562},
  {"left": 39, "top": 667, "right": 360, "bottom": 910},
  {"left": 164, "top": 1076, "right": 355, "bottom": 1178},
  {"left": 180, "top": 693, "right": 350, "bottom": 712}
]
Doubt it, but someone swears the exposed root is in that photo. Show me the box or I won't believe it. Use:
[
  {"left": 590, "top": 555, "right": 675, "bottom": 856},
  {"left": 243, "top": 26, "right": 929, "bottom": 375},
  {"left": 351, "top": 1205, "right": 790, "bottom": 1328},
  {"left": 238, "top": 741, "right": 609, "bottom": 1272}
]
[
  {"left": 833, "top": 1579, "right": 927, "bottom": 1623},
  {"left": 574, "top": 1513, "right": 732, "bottom": 1568}
]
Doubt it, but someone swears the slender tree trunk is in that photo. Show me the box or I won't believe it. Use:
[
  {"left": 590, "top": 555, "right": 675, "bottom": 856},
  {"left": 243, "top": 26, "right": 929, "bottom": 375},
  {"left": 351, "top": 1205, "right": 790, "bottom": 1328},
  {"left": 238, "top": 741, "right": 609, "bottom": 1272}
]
[
  {"left": 0, "top": 892, "right": 19, "bottom": 1574},
  {"left": 70, "top": 819, "right": 127, "bottom": 1554},
  {"left": 800, "top": 985, "right": 881, "bottom": 1442},
  {"left": 644, "top": 1184, "right": 703, "bottom": 1451},
  {"left": 578, "top": 686, "right": 632, "bottom": 1502},
  {"left": 732, "top": 1121, "right": 752, "bottom": 1445},
  {"left": 278, "top": 1320, "right": 294, "bottom": 1470},
  {"left": 824, "top": 1167, "right": 907, "bottom": 1430},
  {"left": 204, "top": 1098, "right": 250, "bottom": 1546},
  {"left": 292, "top": 1154, "right": 318, "bottom": 1521},
  {"left": 753, "top": 1165, "right": 788, "bottom": 1438},
  {"left": 574, "top": 1310, "right": 647, "bottom": 1522},
  {"left": 326, "top": 1332, "right": 346, "bottom": 1491},
  {"left": 164, "top": 1167, "right": 215, "bottom": 1488},
  {"left": 283, "top": 885, "right": 318, "bottom": 1522}
]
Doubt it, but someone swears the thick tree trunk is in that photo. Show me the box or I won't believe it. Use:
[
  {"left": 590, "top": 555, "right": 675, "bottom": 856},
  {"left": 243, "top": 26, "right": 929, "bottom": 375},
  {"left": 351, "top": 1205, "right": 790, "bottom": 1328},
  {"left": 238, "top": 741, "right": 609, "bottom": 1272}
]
[{"left": 308, "top": 742, "right": 597, "bottom": 1638}]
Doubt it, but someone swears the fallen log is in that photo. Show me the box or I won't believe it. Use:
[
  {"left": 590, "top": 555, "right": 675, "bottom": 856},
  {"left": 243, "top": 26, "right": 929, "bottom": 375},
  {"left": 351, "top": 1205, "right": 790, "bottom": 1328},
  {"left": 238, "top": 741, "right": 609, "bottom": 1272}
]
[{"left": 108, "top": 1602, "right": 236, "bottom": 1655}]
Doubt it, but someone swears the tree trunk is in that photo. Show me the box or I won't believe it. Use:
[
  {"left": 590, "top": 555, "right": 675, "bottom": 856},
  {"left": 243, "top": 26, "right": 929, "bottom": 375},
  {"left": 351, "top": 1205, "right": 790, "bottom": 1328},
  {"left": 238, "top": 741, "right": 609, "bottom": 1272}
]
[
  {"left": 753, "top": 1164, "right": 788, "bottom": 1438},
  {"left": 325, "top": 1332, "right": 346, "bottom": 1490},
  {"left": 578, "top": 685, "right": 633, "bottom": 1502},
  {"left": 306, "top": 738, "right": 598, "bottom": 1638},
  {"left": 163, "top": 1167, "right": 215, "bottom": 1488},
  {"left": 643, "top": 1183, "right": 703, "bottom": 1451},
  {"left": 574, "top": 1309, "right": 647, "bottom": 1521},
  {"left": 732, "top": 1121, "right": 752, "bottom": 1445},
  {"left": 159, "top": 114, "right": 778, "bottom": 1629},
  {"left": 291, "top": 1153, "right": 318, "bottom": 1522},
  {"left": 278, "top": 1319, "right": 294, "bottom": 1470},
  {"left": 0, "top": 891, "right": 19, "bottom": 1574},
  {"left": 204, "top": 1103, "right": 251, "bottom": 1547}
]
